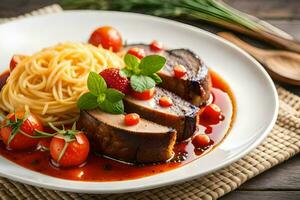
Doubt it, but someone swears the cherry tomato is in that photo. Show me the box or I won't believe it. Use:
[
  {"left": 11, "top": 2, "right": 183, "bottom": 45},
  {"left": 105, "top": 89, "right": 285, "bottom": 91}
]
[
  {"left": 50, "top": 132, "right": 90, "bottom": 167},
  {"left": 175, "top": 141, "right": 188, "bottom": 154},
  {"left": 131, "top": 87, "right": 155, "bottom": 100},
  {"left": 10, "top": 55, "right": 27, "bottom": 71},
  {"left": 124, "top": 113, "right": 140, "bottom": 126},
  {"left": 0, "top": 112, "right": 44, "bottom": 150},
  {"left": 192, "top": 134, "right": 210, "bottom": 149},
  {"left": 150, "top": 40, "right": 163, "bottom": 52},
  {"left": 200, "top": 104, "right": 223, "bottom": 125},
  {"left": 127, "top": 47, "right": 146, "bottom": 59},
  {"left": 88, "top": 26, "right": 122, "bottom": 52},
  {"left": 173, "top": 64, "right": 187, "bottom": 78},
  {"left": 159, "top": 96, "right": 173, "bottom": 107},
  {"left": 0, "top": 71, "right": 10, "bottom": 91}
]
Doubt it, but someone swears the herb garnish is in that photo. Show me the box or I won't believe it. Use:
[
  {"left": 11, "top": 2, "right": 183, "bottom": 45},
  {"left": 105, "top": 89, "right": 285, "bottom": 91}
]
[
  {"left": 4, "top": 112, "right": 29, "bottom": 146},
  {"left": 120, "top": 54, "right": 166, "bottom": 92},
  {"left": 0, "top": 109, "right": 85, "bottom": 164},
  {"left": 49, "top": 122, "right": 80, "bottom": 162},
  {"left": 62, "top": 0, "right": 290, "bottom": 41},
  {"left": 0, "top": 109, "right": 53, "bottom": 147},
  {"left": 77, "top": 72, "right": 125, "bottom": 114}
]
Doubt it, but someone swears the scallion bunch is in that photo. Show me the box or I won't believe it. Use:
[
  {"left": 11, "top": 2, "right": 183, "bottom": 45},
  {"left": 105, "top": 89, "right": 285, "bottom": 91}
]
[{"left": 60, "top": 0, "right": 291, "bottom": 39}]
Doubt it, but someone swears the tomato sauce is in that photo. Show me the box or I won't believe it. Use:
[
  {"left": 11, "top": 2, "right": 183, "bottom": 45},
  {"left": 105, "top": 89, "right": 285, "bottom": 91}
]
[{"left": 0, "top": 70, "right": 235, "bottom": 181}]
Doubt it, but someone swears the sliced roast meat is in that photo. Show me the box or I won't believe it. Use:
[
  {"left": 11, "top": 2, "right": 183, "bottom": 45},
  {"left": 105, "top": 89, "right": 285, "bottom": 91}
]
[
  {"left": 124, "top": 87, "right": 200, "bottom": 141},
  {"left": 124, "top": 44, "right": 212, "bottom": 106},
  {"left": 78, "top": 109, "right": 176, "bottom": 163}
]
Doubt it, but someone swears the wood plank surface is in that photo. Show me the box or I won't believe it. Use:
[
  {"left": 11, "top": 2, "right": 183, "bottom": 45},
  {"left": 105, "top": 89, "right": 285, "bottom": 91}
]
[
  {"left": 1, "top": 0, "right": 300, "bottom": 19},
  {"left": 221, "top": 191, "right": 300, "bottom": 200},
  {"left": 0, "top": 0, "right": 58, "bottom": 17},
  {"left": 239, "top": 156, "right": 300, "bottom": 190}
]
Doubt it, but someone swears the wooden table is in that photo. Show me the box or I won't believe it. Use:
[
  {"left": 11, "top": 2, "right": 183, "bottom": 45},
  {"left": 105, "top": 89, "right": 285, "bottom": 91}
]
[{"left": 0, "top": 0, "right": 299, "bottom": 199}]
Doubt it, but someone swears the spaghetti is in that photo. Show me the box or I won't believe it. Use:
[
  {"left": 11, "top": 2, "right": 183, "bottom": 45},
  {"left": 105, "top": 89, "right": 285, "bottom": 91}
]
[{"left": 0, "top": 42, "right": 124, "bottom": 125}]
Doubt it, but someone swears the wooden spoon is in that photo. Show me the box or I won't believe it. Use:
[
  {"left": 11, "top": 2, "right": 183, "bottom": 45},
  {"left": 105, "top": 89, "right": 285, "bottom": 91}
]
[
  {"left": 218, "top": 32, "right": 300, "bottom": 86},
  {"left": 212, "top": 20, "right": 300, "bottom": 54}
]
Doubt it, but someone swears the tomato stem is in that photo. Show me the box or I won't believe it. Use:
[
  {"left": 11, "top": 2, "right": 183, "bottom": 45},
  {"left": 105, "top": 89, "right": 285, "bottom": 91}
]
[
  {"left": 49, "top": 123, "right": 62, "bottom": 133},
  {"left": 7, "top": 126, "right": 19, "bottom": 146},
  {"left": 5, "top": 109, "right": 31, "bottom": 147},
  {"left": 20, "top": 129, "right": 54, "bottom": 138},
  {"left": 47, "top": 121, "right": 81, "bottom": 163},
  {"left": 57, "top": 142, "right": 69, "bottom": 163}
]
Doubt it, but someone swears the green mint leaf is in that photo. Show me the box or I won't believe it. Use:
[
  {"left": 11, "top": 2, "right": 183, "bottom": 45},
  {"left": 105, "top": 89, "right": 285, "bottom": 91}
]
[
  {"left": 120, "top": 68, "right": 133, "bottom": 78},
  {"left": 105, "top": 88, "right": 125, "bottom": 103},
  {"left": 77, "top": 92, "right": 99, "bottom": 110},
  {"left": 87, "top": 72, "right": 107, "bottom": 96},
  {"left": 124, "top": 54, "right": 139, "bottom": 70},
  {"left": 140, "top": 55, "right": 166, "bottom": 75},
  {"left": 99, "top": 100, "right": 124, "bottom": 114},
  {"left": 97, "top": 93, "right": 106, "bottom": 104},
  {"left": 130, "top": 75, "right": 156, "bottom": 92},
  {"left": 149, "top": 73, "right": 162, "bottom": 84}
]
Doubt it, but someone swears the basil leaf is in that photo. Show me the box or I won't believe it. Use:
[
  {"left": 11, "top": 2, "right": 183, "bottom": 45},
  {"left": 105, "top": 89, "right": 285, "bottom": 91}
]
[
  {"left": 77, "top": 92, "right": 99, "bottom": 110},
  {"left": 124, "top": 54, "right": 139, "bottom": 70},
  {"left": 97, "top": 93, "right": 106, "bottom": 104},
  {"left": 149, "top": 73, "right": 162, "bottom": 84},
  {"left": 105, "top": 88, "right": 125, "bottom": 103},
  {"left": 140, "top": 55, "right": 166, "bottom": 75},
  {"left": 130, "top": 75, "right": 156, "bottom": 92},
  {"left": 120, "top": 68, "right": 132, "bottom": 78},
  {"left": 99, "top": 100, "right": 124, "bottom": 114},
  {"left": 87, "top": 72, "right": 107, "bottom": 96}
]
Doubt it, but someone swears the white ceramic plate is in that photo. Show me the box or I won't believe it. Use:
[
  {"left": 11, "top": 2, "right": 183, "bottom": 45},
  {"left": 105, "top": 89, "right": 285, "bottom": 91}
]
[{"left": 0, "top": 11, "right": 278, "bottom": 193}]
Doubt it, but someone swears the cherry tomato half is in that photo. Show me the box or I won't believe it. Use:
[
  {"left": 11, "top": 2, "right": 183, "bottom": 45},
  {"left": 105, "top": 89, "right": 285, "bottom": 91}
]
[
  {"left": 127, "top": 47, "right": 146, "bottom": 59},
  {"left": 0, "top": 111, "right": 44, "bottom": 150},
  {"left": 131, "top": 88, "right": 156, "bottom": 100},
  {"left": 159, "top": 96, "right": 173, "bottom": 107},
  {"left": 173, "top": 64, "right": 187, "bottom": 78},
  {"left": 200, "top": 103, "right": 224, "bottom": 125},
  {"left": 192, "top": 134, "right": 211, "bottom": 149},
  {"left": 50, "top": 132, "right": 90, "bottom": 168},
  {"left": 150, "top": 40, "right": 163, "bottom": 52},
  {"left": 88, "top": 26, "right": 123, "bottom": 52},
  {"left": 124, "top": 113, "right": 140, "bottom": 126}
]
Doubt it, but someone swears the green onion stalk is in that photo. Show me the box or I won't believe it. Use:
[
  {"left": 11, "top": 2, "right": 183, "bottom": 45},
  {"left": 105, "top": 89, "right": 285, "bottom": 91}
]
[{"left": 60, "top": 0, "right": 292, "bottom": 40}]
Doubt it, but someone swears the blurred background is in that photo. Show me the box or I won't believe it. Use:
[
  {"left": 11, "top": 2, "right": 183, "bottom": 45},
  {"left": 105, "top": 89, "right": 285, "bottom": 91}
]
[
  {"left": 0, "top": 0, "right": 299, "bottom": 19},
  {"left": 0, "top": 0, "right": 299, "bottom": 40}
]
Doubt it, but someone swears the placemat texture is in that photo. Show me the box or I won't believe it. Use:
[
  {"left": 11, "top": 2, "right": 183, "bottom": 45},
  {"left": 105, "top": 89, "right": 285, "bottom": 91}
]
[{"left": 0, "top": 4, "right": 299, "bottom": 200}]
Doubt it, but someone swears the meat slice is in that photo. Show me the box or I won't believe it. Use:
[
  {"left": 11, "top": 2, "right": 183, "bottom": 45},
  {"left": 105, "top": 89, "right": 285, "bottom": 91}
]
[
  {"left": 78, "top": 109, "right": 176, "bottom": 163},
  {"left": 124, "top": 44, "right": 212, "bottom": 106},
  {"left": 124, "top": 87, "right": 200, "bottom": 141}
]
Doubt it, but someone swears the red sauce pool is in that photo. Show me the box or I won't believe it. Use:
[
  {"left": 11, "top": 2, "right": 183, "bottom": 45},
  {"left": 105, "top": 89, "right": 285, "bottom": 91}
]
[{"left": 0, "top": 70, "right": 235, "bottom": 181}]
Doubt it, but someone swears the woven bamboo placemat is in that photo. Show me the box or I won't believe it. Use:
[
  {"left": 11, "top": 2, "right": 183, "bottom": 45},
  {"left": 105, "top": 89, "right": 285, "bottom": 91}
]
[{"left": 0, "top": 4, "right": 299, "bottom": 200}]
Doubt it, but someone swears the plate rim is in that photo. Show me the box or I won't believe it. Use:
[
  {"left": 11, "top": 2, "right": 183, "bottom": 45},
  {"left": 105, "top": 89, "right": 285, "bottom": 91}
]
[{"left": 0, "top": 10, "right": 279, "bottom": 194}]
